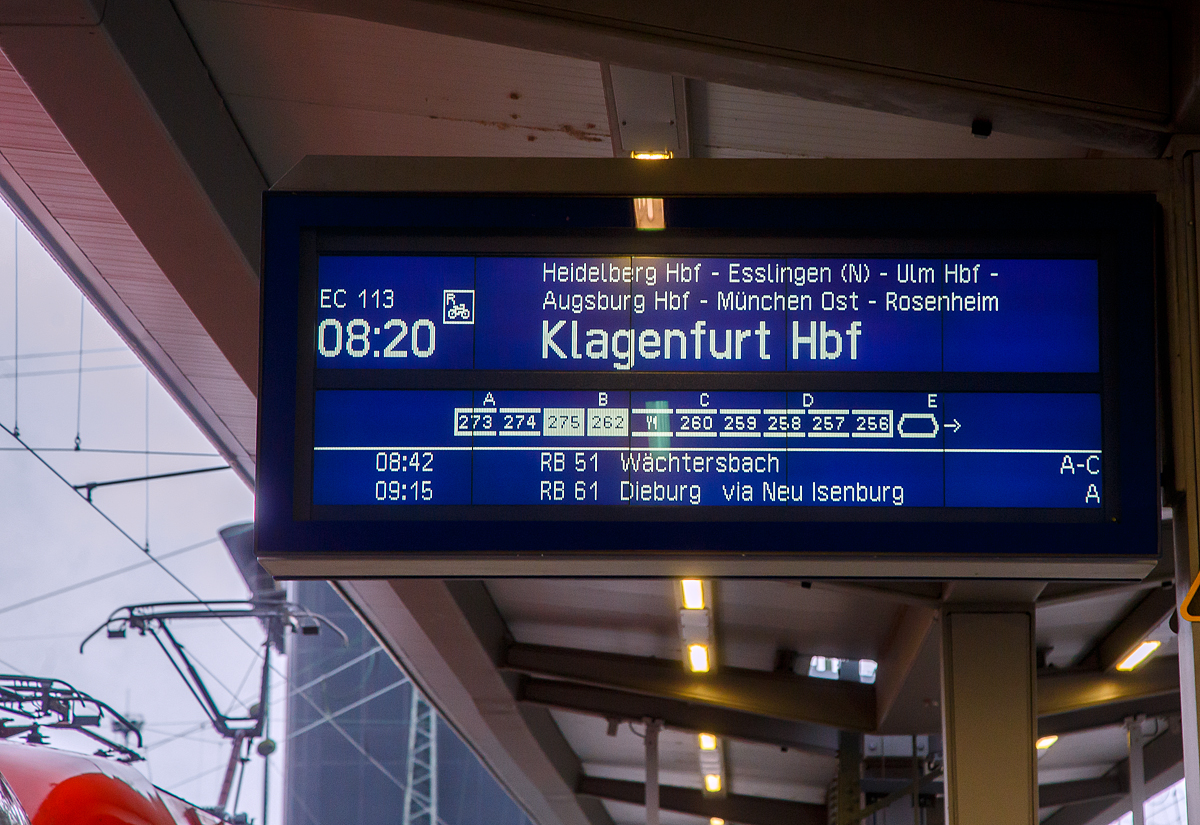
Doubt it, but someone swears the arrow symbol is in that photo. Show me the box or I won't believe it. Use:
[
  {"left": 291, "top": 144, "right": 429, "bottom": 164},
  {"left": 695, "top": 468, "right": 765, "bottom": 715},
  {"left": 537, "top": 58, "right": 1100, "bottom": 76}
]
[{"left": 946, "top": 419, "right": 961, "bottom": 432}]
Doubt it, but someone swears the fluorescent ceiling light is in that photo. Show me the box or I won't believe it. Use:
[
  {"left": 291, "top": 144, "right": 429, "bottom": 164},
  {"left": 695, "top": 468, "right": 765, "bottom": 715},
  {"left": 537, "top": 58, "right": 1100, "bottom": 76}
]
[
  {"left": 688, "top": 644, "right": 710, "bottom": 673},
  {"left": 681, "top": 579, "right": 705, "bottom": 610},
  {"left": 1116, "top": 640, "right": 1161, "bottom": 671},
  {"left": 698, "top": 733, "right": 717, "bottom": 750},
  {"left": 1035, "top": 735, "right": 1058, "bottom": 750},
  {"left": 704, "top": 774, "right": 722, "bottom": 793}
]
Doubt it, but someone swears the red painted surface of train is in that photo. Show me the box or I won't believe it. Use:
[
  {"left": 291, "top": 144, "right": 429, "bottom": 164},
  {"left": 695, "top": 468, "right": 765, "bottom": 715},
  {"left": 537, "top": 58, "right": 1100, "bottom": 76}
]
[{"left": 0, "top": 739, "right": 228, "bottom": 825}]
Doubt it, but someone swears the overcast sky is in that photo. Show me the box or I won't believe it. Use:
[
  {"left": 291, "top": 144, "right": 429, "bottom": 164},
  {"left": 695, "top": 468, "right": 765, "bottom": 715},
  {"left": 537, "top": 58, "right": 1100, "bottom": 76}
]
[{"left": 0, "top": 202, "right": 283, "bottom": 822}]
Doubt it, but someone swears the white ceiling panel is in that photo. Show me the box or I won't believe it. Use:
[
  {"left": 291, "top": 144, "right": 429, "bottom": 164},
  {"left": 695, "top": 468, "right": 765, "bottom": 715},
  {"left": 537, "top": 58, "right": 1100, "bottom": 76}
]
[
  {"left": 724, "top": 739, "right": 832, "bottom": 803},
  {"left": 1036, "top": 589, "right": 1149, "bottom": 668},
  {"left": 717, "top": 580, "right": 902, "bottom": 670},
  {"left": 598, "top": 800, "right": 707, "bottom": 825},
  {"left": 224, "top": 95, "right": 610, "bottom": 182},
  {"left": 174, "top": 0, "right": 612, "bottom": 180},
  {"left": 489, "top": 578, "right": 680, "bottom": 659},
  {"left": 695, "top": 82, "right": 1091, "bottom": 160}
]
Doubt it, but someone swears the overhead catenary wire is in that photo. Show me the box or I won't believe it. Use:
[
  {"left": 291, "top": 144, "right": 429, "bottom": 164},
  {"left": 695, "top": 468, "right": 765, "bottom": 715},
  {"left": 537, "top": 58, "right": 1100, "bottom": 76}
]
[
  {"left": 0, "top": 419, "right": 183, "bottom": 585},
  {"left": 0, "top": 363, "right": 142, "bottom": 380},
  {"left": 145, "top": 371, "right": 150, "bottom": 551},
  {"left": 0, "top": 216, "right": 280, "bottom": 813},
  {"left": 75, "top": 294, "right": 84, "bottom": 449},
  {"left": 0, "top": 446, "right": 220, "bottom": 456},
  {"left": 0, "top": 536, "right": 218, "bottom": 617},
  {"left": 0, "top": 423, "right": 208, "bottom": 596},
  {"left": 12, "top": 216, "right": 17, "bottom": 437},
  {"left": 226, "top": 656, "right": 262, "bottom": 717},
  {"left": 0, "top": 345, "right": 126, "bottom": 361},
  {"left": 143, "top": 723, "right": 216, "bottom": 751},
  {"left": 164, "top": 761, "right": 231, "bottom": 792},
  {"left": 0, "top": 419, "right": 275, "bottom": 671}
]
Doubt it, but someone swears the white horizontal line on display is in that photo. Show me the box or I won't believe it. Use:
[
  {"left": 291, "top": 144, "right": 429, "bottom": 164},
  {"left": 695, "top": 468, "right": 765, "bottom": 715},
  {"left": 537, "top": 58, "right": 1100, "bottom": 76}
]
[{"left": 316, "top": 446, "right": 1101, "bottom": 454}]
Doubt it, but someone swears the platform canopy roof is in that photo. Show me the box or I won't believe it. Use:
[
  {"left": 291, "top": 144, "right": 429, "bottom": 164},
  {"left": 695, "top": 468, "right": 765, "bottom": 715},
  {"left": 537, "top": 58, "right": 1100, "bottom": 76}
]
[{"left": 0, "top": 3, "right": 1195, "bottom": 824}]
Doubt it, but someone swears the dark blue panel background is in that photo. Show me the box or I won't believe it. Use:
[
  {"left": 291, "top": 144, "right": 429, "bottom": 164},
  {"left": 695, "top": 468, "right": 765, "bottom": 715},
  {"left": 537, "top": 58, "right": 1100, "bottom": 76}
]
[
  {"left": 314, "top": 390, "right": 468, "bottom": 447},
  {"left": 942, "top": 393, "right": 1102, "bottom": 507},
  {"left": 632, "top": 258, "right": 787, "bottom": 371},
  {"left": 943, "top": 393, "right": 1101, "bottom": 450},
  {"left": 475, "top": 257, "right": 631, "bottom": 370},
  {"left": 470, "top": 389, "right": 630, "bottom": 504},
  {"left": 628, "top": 390, "right": 787, "bottom": 505},
  {"left": 316, "top": 256, "right": 475, "bottom": 369},
  {"left": 312, "top": 390, "right": 473, "bottom": 505},
  {"left": 317, "top": 255, "right": 1099, "bottom": 373},
  {"left": 945, "top": 453, "right": 1102, "bottom": 508},
  {"left": 942, "top": 259, "right": 1098, "bottom": 372},
  {"left": 786, "top": 259, "right": 943, "bottom": 371},
  {"left": 784, "top": 392, "right": 943, "bottom": 507},
  {"left": 313, "top": 451, "right": 473, "bottom": 505},
  {"left": 790, "top": 453, "right": 944, "bottom": 507}
]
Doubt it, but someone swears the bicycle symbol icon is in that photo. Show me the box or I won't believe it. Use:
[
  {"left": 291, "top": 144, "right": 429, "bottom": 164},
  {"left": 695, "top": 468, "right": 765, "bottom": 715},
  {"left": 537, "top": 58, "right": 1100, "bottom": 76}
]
[{"left": 443, "top": 290, "right": 475, "bottom": 325}]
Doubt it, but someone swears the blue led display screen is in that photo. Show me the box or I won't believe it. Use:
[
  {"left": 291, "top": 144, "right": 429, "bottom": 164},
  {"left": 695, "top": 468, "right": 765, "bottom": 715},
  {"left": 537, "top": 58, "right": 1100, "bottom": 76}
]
[
  {"left": 255, "top": 190, "right": 1159, "bottom": 571},
  {"left": 315, "top": 256, "right": 1099, "bottom": 373},
  {"left": 310, "top": 255, "right": 1105, "bottom": 513},
  {"left": 312, "top": 390, "right": 1102, "bottom": 510}
]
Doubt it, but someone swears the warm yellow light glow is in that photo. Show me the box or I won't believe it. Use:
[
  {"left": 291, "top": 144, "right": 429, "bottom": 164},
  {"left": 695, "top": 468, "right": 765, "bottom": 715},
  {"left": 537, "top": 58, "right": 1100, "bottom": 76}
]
[
  {"left": 681, "top": 579, "right": 705, "bottom": 610},
  {"left": 704, "top": 774, "right": 722, "bottom": 793},
  {"left": 710, "top": 819, "right": 725, "bottom": 825},
  {"left": 1116, "top": 640, "right": 1161, "bottom": 671},
  {"left": 1035, "top": 735, "right": 1058, "bottom": 750},
  {"left": 688, "top": 644, "right": 710, "bottom": 673},
  {"left": 631, "top": 150, "right": 673, "bottom": 160},
  {"left": 699, "top": 733, "right": 717, "bottom": 750}
]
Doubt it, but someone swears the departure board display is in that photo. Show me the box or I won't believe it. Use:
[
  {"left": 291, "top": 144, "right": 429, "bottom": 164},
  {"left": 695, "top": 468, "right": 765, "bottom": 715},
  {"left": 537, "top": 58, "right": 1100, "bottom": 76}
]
[
  {"left": 257, "top": 190, "right": 1158, "bottom": 575},
  {"left": 310, "top": 255, "right": 1103, "bottom": 511}
]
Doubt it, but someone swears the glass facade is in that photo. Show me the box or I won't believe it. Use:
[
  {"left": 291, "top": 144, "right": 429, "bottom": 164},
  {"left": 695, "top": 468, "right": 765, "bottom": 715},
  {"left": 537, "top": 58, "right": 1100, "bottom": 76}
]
[{"left": 284, "top": 582, "right": 534, "bottom": 825}]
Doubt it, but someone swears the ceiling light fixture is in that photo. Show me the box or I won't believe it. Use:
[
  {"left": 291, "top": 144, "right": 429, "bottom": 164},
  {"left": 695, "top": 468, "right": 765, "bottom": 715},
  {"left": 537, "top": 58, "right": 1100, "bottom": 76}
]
[
  {"left": 678, "top": 580, "right": 715, "bottom": 673},
  {"left": 631, "top": 150, "right": 673, "bottom": 160},
  {"left": 1116, "top": 640, "right": 1161, "bottom": 672},
  {"left": 697, "top": 731, "right": 726, "bottom": 798},
  {"left": 681, "top": 580, "right": 705, "bottom": 610},
  {"left": 1035, "top": 735, "right": 1058, "bottom": 750}
]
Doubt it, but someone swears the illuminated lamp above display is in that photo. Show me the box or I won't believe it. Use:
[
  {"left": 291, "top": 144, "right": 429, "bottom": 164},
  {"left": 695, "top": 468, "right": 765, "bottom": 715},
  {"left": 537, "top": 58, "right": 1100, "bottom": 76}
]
[{"left": 256, "top": 191, "right": 1158, "bottom": 577}]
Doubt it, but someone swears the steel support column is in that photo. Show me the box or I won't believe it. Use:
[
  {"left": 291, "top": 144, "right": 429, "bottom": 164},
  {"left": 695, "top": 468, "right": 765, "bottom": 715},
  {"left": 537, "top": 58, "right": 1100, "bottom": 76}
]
[
  {"left": 1173, "top": 514, "right": 1200, "bottom": 823},
  {"left": 1126, "top": 718, "right": 1146, "bottom": 825},
  {"left": 940, "top": 610, "right": 1037, "bottom": 825},
  {"left": 644, "top": 719, "right": 660, "bottom": 825},
  {"left": 1169, "top": 143, "right": 1200, "bottom": 825}
]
